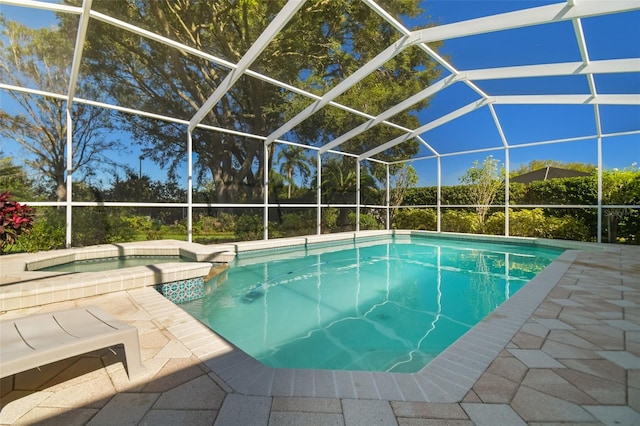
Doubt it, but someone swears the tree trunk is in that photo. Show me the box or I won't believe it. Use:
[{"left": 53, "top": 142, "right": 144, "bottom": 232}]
[
  {"left": 607, "top": 214, "right": 618, "bottom": 243},
  {"left": 56, "top": 181, "right": 66, "bottom": 203}
]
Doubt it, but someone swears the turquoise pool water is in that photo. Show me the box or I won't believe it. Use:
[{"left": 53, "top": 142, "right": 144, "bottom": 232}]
[
  {"left": 40, "top": 256, "right": 185, "bottom": 272},
  {"left": 180, "top": 236, "right": 563, "bottom": 373}
]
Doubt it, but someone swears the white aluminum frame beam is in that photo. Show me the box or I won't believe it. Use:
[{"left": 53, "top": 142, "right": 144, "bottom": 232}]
[
  {"left": 0, "top": 0, "right": 81, "bottom": 14},
  {"left": 414, "top": 1, "right": 639, "bottom": 45},
  {"left": 320, "top": 57, "right": 638, "bottom": 157},
  {"left": 84, "top": 6, "right": 410, "bottom": 136},
  {"left": 66, "top": 0, "right": 92, "bottom": 102},
  {"left": 271, "top": 0, "right": 638, "bottom": 150},
  {"left": 189, "top": 0, "right": 306, "bottom": 131},
  {"left": 461, "top": 58, "right": 640, "bottom": 81},
  {"left": 360, "top": 99, "right": 490, "bottom": 160},
  {"left": 264, "top": 32, "right": 422, "bottom": 145},
  {"left": 493, "top": 94, "right": 640, "bottom": 105},
  {"left": 318, "top": 74, "right": 457, "bottom": 155},
  {"left": 359, "top": 93, "right": 638, "bottom": 161},
  {"left": 62, "top": 0, "right": 93, "bottom": 247}
]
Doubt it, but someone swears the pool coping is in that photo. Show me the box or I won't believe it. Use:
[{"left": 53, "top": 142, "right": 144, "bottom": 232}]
[{"left": 123, "top": 231, "right": 597, "bottom": 402}]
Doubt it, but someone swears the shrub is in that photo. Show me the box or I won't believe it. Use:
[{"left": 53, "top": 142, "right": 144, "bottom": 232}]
[
  {"left": 393, "top": 208, "right": 437, "bottom": 230},
  {"left": 217, "top": 212, "right": 236, "bottom": 232},
  {"left": 234, "top": 214, "right": 263, "bottom": 241},
  {"left": 194, "top": 214, "right": 218, "bottom": 233},
  {"left": 0, "top": 191, "right": 35, "bottom": 254},
  {"left": 322, "top": 207, "right": 338, "bottom": 231},
  {"left": 484, "top": 212, "right": 506, "bottom": 236},
  {"left": 441, "top": 210, "right": 478, "bottom": 233},
  {"left": 13, "top": 207, "right": 62, "bottom": 253},
  {"left": 279, "top": 211, "right": 315, "bottom": 236},
  {"left": 485, "top": 209, "right": 590, "bottom": 241},
  {"left": 347, "top": 211, "right": 382, "bottom": 230},
  {"left": 69, "top": 208, "right": 138, "bottom": 246},
  {"left": 545, "top": 215, "right": 590, "bottom": 241}
]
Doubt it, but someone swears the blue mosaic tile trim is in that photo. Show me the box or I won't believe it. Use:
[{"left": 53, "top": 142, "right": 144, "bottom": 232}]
[{"left": 156, "top": 277, "right": 205, "bottom": 304}]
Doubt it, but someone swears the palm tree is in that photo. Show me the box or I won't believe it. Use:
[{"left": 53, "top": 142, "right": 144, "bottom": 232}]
[
  {"left": 322, "top": 159, "right": 357, "bottom": 204},
  {"left": 277, "top": 146, "right": 311, "bottom": 199},
  {"left": 321, "top": 158, "right": 378, "bottom": 204}
]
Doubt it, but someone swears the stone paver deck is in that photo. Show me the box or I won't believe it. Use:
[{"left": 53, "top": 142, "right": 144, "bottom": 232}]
[{"left": 1, "top": 244, "right": 639, "bottom": 425}]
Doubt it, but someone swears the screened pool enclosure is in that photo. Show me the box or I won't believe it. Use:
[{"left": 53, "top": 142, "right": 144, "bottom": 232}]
[{"left": 1, "top": 0, "right": 639, "bottom": 247}]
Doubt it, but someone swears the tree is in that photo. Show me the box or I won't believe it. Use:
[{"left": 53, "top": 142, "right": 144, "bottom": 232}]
[
  {"left": 511, "top": 159, "right": 596, "bottom": 177},
  {"left": 322, "top": 157, "right": 359, "bottom": 204},
  {"left": 460, "top": 156, "right": 503, "bottom": 231},
  {"left": 0, "top": 154, "right": 34, "bottom": 200},
  {"left": 0, "top": 16, "right": 120, "bottom": 202},
  {"left": 107, "top": 170, "right": 156, "bottom": 203},
  {"left": 277, "top": 146, "right": 311, "bottom": 199},
  {"left": 388, "top": 164, "right": 418, "bottom": 224},
  {"left": 64, "top": 0, "right": 441, "bottom": 204},
  {"left": 320, "top": 157, "right": 379, "bottom": 227}
]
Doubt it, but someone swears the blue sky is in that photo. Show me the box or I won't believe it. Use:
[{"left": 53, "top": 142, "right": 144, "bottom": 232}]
[
  {"left": 1, "top": 0, "right": 638, "bottom": 189},
  {"left": 403, "top": 1, "right": 640, "bottom": 185}
]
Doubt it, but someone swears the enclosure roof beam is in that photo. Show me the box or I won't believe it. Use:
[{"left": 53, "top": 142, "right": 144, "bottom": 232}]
[
  {"left": 462, "top": 58, "right": 640, "bottom": 81},
  {"left": 489, "top": 104, "right": 509, "bottom": 148},
  {"left": 390, "top": 129, "right": 640, "bottom": 166},
  {"left": 493, "top": 94, "right": 640, "bottom": 105},
  {"left": 318, "top": 73, "right": 458, "bottom": 154},
  {"left": 358, "top": 92, "right": 640, "bottom": 162},
  {"left": 415, "top": 136, "right": 440, "bottom": 157},
  {"left": 362, "top": 0, "right": 492, "bottom": 155},
  {"left": 414, "top": 1, "right": 639, "bottom": 45},
  {"left": 315, "top": 0, "right": 637, "bottom": 156},
  {"left": 264, "top": 32, "right": 423, "bottom": 145},
  {"left": 319, "top": 56, "right": 635, "bottom": 156},
  {"left": 0, "top": 0, "right": 81, "bottom": 14},
  {"left": 84, "top": 7, "right": 410, "bottom": 136},
  {"left": 66, "top": 0, "right": 93, "bottom": 104},
  {"left": 0, "top": 83, "right": 305, "bottom": 150},
  {"left": 277, "top": 0, "right": 608, "bottom": 146},
  {"left": 0, "top": 83, "right": 67, "bottom": 101},
  {"left": 188, "top": 0, "right": 306, "bottom": 131},
  {"left": 359, "top": 99, "right": 491, "bottom": 161},
  {"left": 363, "top": 0, "right": 494, "bottom": 105}
]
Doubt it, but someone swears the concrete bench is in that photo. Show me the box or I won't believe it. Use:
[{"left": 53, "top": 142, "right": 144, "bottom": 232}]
[{"left": 0, "top": 306, "right": 145, "bottom": 380}]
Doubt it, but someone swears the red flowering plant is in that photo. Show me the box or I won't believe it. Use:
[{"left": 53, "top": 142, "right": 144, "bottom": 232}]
[{"left": 0, "top": 191, "right": 35, "bottom": 254}]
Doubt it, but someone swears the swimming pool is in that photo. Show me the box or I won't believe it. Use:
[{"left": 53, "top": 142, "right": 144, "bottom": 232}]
[{"left": 180, "top": 235, "right": 563, "bottom": 373}]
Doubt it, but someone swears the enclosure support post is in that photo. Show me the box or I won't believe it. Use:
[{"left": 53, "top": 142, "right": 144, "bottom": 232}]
[
  {"left": 505, "top": 147, "right": 510, "bottom": 237},
  {"left": 264, "top": 142, "right": 269, "bottom": 240},
  {"left": 356, "top": 160, "right": 361, "bottom": 232},
  {"left": 597, "top": 137, "right": 603, "bottom": 243},
  {"left": 317, "top": 152, "right": 322, "bottom": 235},
  {"left": 187, "top": 130, "right": 193, "bottom": 243},
  {"left": 437, "top": 156, "right": 442, "bottom": 233},
  {"left": 386, "top": 164, "right": 390, "bottom": 231},
  {"left": 65, "top": 108, "right": 73, "bottom": 248},
  {"left": 64, "top": 0, "right": 92, "bottom": 248}
]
